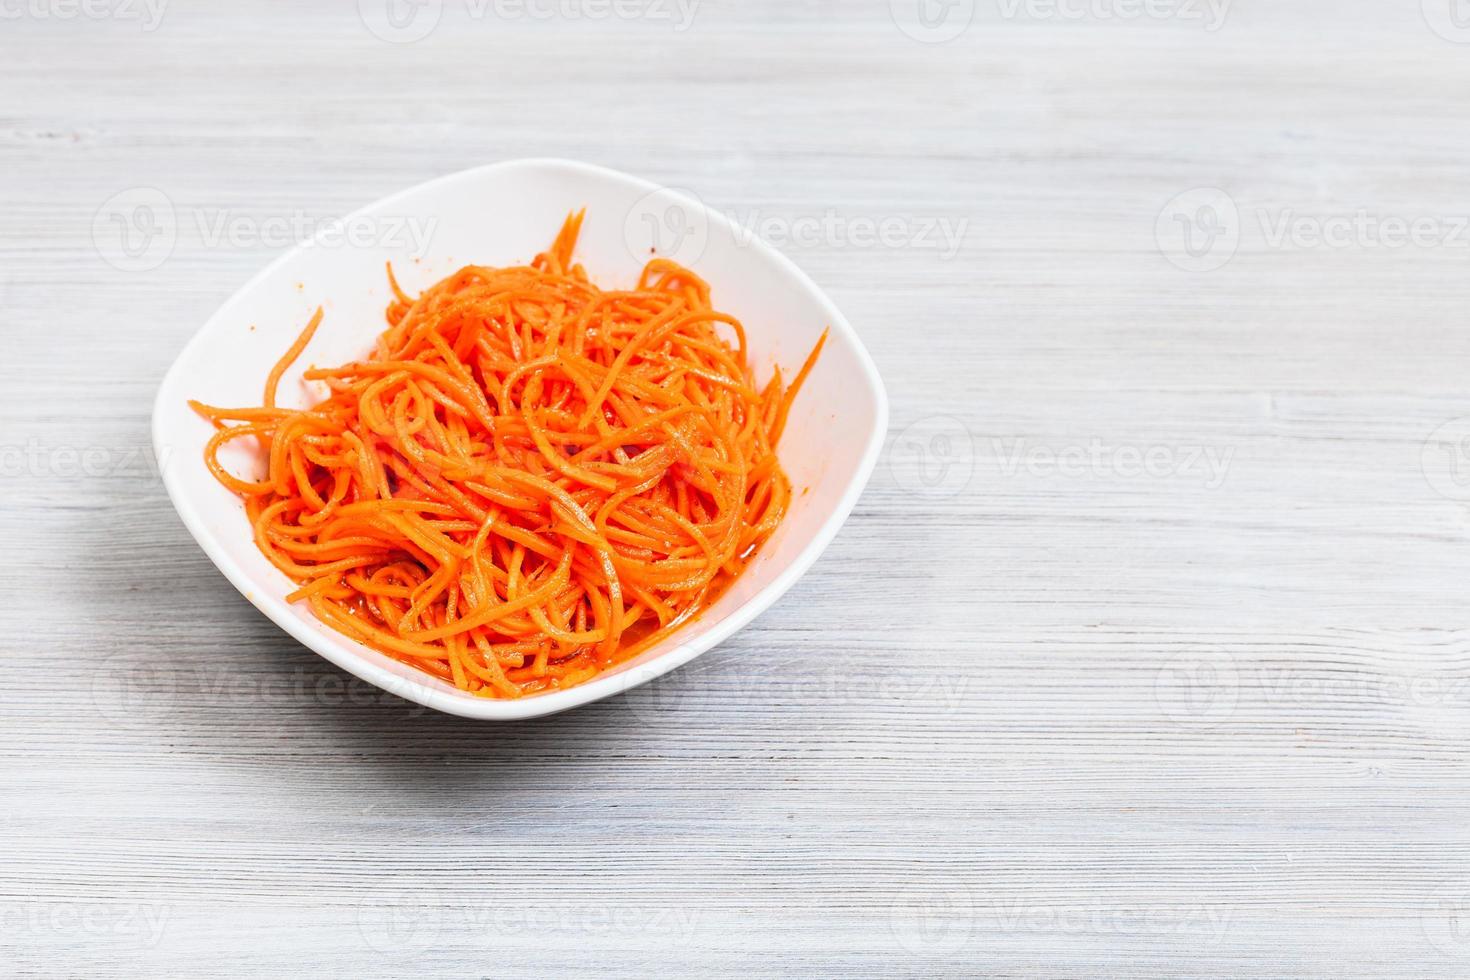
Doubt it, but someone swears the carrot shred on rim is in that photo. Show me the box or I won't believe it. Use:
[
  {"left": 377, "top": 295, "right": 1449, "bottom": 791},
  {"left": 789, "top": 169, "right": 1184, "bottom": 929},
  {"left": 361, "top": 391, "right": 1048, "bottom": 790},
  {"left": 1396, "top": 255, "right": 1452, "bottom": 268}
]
[{"left": 192, "top": 212, "right": 825, "bottom": 698}]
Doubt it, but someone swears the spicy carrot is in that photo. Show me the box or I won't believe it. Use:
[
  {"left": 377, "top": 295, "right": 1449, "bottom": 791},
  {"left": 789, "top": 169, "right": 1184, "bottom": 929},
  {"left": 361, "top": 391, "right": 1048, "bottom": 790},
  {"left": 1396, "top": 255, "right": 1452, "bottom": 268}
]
[{"left": 191, "top": 212, "right": 823, "bottom": 698}]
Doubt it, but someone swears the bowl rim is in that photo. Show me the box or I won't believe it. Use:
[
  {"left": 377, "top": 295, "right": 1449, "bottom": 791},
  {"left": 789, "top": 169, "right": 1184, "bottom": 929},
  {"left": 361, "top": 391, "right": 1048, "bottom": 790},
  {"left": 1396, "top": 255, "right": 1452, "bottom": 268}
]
[{"left": 151, "top": 157, "right": 889, "bottom": 720}]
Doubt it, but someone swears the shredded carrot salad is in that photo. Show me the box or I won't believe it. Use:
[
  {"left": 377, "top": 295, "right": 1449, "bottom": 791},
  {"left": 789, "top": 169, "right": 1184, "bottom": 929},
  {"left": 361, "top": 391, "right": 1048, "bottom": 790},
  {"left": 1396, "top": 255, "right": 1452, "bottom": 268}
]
[{"left": 191, "top": 212, "right": 825, "bottom": 698}]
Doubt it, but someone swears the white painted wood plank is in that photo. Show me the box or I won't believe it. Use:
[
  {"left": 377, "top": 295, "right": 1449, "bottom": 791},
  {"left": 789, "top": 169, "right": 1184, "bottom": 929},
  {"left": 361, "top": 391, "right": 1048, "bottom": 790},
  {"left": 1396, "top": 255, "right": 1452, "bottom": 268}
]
[{"left": 5, "top": 1, "right": 1470, "bottom": 976}]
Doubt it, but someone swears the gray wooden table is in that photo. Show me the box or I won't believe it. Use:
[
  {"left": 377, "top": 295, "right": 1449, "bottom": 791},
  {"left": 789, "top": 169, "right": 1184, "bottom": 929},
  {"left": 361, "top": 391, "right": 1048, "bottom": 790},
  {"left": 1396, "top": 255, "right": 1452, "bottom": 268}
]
[{"left": 6, "top": 1, "right": 1470, "bottom": 976}]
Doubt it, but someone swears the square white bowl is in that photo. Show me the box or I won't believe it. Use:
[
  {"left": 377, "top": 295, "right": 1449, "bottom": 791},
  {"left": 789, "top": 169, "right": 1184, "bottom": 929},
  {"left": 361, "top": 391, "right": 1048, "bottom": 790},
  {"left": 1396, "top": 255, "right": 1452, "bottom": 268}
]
[{"left": 152, "top": 159, "right": 887, "bottom": 720}]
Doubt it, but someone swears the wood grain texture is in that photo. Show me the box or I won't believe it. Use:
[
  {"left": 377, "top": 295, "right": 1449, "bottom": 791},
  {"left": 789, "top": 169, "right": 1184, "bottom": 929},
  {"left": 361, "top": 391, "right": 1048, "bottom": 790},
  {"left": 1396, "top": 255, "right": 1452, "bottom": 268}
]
[{"left": 5, "top": 0, "right": 1470, "bottom": 976}]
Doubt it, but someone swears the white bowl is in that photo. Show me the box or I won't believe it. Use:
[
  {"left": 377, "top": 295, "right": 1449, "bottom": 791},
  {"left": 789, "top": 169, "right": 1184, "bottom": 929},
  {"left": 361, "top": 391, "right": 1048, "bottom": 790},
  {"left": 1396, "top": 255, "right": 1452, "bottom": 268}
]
[{"left": 152, "top": 159, "right": 887, "bottom": 720}]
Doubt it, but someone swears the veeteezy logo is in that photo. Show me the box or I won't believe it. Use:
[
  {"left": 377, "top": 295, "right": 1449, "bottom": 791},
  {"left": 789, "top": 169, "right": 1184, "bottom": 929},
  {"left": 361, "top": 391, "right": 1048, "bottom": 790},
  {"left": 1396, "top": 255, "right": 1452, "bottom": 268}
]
[
  {"left": 990, "top": 902, "right": 1232, "bottom": 942},
  {"left": 0, "top": 0, "right": 168, "bottom": 30},
  {"left": 889, "top": 0, "right": 976, "bottom": 43},
  {"left": 1422, "top": 0, "right": 1470, "bottom": 43},
  {"left": 192, "top": 208, "right": 438, "bottom": 259},
  {"left": 991, "top": 438, "right": 1234, "bottom": 489},
  {"left": 92, "top": 187, "right": 439, "bottom": 271},
  {"left": 996, "top": 0, "right": 1229, "bottom": 30},
  {"left": 360, "top": 0, "right": 698, "bottom": 42},
  {"left": 0, "top": 439, "right": 174, "bottom": 484},
  {"left": 0, "top": 901, "right": 171, "bottom": 947},
  {"left": 621, "top": 185, "right": 970, "bottom": 265},
  {"left": 1256, "top": 209, "right": 1470, "bottom": 250},
  {"left": 725, "top": 209, "right": 969, "bottom": 259},
  {"left": 1158, "top": 186, "right": 1470, "bottom": 273}
]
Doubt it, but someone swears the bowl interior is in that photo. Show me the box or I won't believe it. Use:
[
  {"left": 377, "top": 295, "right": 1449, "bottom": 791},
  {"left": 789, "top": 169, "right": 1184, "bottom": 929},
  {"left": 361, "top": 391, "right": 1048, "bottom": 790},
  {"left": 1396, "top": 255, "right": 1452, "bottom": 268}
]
[{"left": 153, "top": 159, "right": 886, "bottom": 719}]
